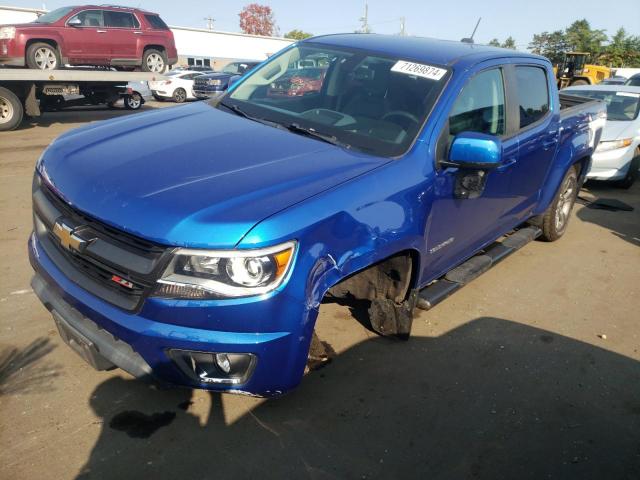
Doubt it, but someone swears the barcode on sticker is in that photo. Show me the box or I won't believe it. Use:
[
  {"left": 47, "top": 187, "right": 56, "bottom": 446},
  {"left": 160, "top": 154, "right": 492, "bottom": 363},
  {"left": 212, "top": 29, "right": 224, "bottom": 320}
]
[
  {"left": 391, "top": 61, "right": 447, "bottom": 81},
  {"left": 616, "top": 91, "right": 640, "bottom": 98}
]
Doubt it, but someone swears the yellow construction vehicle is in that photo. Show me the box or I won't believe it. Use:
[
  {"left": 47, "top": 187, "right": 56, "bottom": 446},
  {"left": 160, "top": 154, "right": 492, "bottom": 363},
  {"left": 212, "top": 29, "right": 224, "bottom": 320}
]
[{"left": 554, "top": 52, "right": 611, "bottom": 88}]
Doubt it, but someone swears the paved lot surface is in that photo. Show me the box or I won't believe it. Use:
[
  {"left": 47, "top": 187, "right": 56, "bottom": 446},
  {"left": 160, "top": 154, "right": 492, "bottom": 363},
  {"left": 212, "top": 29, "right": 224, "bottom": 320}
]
[{"left": 1, "top": 103, "right": 639, "bottom": 479}]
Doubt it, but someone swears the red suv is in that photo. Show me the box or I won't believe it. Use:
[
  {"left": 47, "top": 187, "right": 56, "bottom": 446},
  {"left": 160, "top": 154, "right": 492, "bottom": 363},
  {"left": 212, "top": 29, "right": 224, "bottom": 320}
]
[{"left": 0, "top": 5, "right": 177, "bottom": 72}]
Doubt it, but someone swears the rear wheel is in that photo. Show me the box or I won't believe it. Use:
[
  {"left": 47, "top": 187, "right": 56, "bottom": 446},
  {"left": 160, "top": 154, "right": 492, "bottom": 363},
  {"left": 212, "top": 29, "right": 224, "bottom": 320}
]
[
  {"left": 124, "top": 93, "right": 142, "bottom": 110},
  {"left": 172, "top": 88, "right": 187, "bottom": 103},
  {"left": 26, "top": 42, "right": 60, "bottom": 70},
  {"left": 0, "top": 86, "right": 23, "bottom": 131},
  {"left": 570, "top": 79, "right": 589, "bottom": 86},
  {"left": 537, "top": 165, "right": 579, "bottom": 242},
  {"left": 142, "top": 49, "right": 167, "bottom": 73}
]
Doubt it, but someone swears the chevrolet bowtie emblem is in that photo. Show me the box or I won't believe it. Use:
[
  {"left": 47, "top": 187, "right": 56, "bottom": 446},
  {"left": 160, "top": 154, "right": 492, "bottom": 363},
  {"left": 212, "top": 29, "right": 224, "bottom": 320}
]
[{"left": 52, "top": 220, "right": 88, "bottom": 252}]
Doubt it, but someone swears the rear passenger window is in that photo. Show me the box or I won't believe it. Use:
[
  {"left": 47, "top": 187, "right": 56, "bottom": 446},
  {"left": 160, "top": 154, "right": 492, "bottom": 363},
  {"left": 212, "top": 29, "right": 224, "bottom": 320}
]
[
  {"left": 145, "top": 14, "right": 169, "bottom": 30},
  {"left": 104, "top": 11, "right": 139, "bottom": 29},
  {"left": 449, "top": 68, "right": 506, "bottom": 137},
  {"left": 515, "top": 66, "right": 549, "bottom": 128}
]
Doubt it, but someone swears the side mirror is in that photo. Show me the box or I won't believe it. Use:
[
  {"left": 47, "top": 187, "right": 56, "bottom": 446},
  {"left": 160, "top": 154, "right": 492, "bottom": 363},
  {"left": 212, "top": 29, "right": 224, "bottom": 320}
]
[
  {"left": 67, "top": 18, "right": 82, "bottom": 27},
  {"left": 446, "top": 132, "right": 502, "bottom": 169}
]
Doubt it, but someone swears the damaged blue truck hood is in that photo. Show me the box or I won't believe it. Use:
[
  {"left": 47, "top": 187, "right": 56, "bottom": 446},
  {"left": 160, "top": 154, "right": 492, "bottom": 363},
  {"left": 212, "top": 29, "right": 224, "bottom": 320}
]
[{"left": 38, "top": 102, "right": 387, "bottom": 248}]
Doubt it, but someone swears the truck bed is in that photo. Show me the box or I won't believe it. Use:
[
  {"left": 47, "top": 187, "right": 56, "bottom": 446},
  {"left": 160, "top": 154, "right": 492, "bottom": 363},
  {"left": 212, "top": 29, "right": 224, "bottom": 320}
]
[{"left": 559, "top": 92, "right": 602, "bottom": 116}]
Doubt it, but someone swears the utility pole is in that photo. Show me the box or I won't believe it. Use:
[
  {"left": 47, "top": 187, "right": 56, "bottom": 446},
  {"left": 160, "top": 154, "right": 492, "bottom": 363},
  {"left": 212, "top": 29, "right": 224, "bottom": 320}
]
[
  {"left": 203, "top": 16, "right": 215, "bottom": 30},
  {"left": 399, "top": 16, "right": 406, "bottom": 36},
  {"left": 359, "top": 2, "right": 370, "bottom": 34}
]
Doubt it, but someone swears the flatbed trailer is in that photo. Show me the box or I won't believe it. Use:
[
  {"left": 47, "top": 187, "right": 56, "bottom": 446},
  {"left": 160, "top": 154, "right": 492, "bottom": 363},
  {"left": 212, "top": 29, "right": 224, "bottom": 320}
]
[{"left": 0, "top": 69, "right": 166, "bottom": 131}]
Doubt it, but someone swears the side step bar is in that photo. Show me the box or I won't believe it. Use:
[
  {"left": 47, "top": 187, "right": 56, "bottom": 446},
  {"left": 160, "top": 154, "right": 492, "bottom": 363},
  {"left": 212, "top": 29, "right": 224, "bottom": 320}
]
[{"left": 417, "top": 226, "right": 542, "bottom": 311}]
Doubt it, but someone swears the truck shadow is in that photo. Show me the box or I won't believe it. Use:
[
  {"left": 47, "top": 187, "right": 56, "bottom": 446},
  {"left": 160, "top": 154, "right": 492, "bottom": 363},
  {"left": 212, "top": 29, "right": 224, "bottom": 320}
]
[
  {"left": 577, "top": 181, "right": 640, "bottom": 247},
  {"left": 76, "top": 317, "right": 640, "bottom": 479}
]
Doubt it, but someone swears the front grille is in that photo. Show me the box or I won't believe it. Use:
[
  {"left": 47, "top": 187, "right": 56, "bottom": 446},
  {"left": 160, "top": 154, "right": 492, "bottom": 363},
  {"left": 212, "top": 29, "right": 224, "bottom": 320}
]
[{"left": 33, "top": 181, "right": 170, "bottom": 311}]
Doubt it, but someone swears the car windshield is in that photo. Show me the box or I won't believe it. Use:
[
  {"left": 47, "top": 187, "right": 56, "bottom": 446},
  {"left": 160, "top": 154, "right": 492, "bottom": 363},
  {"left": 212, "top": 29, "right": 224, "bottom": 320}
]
[
  {"left": 626, "top": 76, "right": 640, "bottom": 87},
  {"left": 32, "top": 6, "right": 74, "bottom": 23},
  {"left": 222, "top": 63, "right": 250, "bottom": 75},
  {"left": 223, "top": 43, "right": 450, "bottom": 157},
  {"left": 569, "top": 89, "right": 640, "bottom": 121}
]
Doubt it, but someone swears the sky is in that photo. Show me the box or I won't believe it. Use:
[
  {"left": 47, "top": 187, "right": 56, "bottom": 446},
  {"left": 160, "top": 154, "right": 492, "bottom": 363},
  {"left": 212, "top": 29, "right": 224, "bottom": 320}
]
[{"left": 9, "top": 0, "right": 640, "bottom": 48}]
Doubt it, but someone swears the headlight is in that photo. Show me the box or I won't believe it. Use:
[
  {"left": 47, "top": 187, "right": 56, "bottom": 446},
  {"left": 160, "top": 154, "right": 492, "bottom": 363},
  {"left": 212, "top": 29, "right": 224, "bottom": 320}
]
[
  {"left": 208, "top": 79, "right": 223, "bottom": 86},
  {"left": 595, "top": 138, "right": 633, "bottom": 153},
  {"left": 0, "top": 27, "right": 16, "bottom": 39},
  {"left": 154, "top": 241, "right": 296, "bottom": 298}
]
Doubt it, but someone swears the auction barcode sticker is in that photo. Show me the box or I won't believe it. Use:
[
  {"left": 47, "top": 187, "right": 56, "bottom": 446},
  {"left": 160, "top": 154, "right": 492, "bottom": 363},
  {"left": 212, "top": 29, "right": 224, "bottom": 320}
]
[{"left": 391, "top": 61, "right": 447, "bottom": 81}]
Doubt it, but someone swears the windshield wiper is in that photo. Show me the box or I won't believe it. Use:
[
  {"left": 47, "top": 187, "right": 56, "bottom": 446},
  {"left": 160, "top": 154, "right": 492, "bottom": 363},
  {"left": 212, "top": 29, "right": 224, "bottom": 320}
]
[{"left": 285, "top": 123, "right": 351, "bottom": 149}]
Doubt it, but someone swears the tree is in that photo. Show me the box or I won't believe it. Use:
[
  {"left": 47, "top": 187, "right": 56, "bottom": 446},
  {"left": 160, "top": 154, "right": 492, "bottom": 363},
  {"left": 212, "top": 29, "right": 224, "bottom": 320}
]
[
  {"left": 564, "top": 19, "right": 607, "bottom": 59},
  {"left": 501, "top": 36, "right": 516, "bottom": 49},
  {"left": 284, "top": 29, "right": 313, "bottom": 40},
  {"left": 529, "top": 30, "right": 568, "bottom": 65},
  {"left": 600, "top": 28, "right": 640, "bottom": 67},
  {"left": 239, "top": 3, "right": 276, "bottom": 37},
  {"left": 487, "top": 37, "right": 516, "bottom": 49}
]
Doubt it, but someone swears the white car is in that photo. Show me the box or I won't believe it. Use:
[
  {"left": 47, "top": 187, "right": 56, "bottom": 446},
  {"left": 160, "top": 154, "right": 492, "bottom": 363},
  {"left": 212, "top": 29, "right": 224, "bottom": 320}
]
[
  {"left": 563, "top": 84, "right": 640, "bottom": 188},
  {"left": 148, "top": 70, "right": 209, "bottom": 103}
]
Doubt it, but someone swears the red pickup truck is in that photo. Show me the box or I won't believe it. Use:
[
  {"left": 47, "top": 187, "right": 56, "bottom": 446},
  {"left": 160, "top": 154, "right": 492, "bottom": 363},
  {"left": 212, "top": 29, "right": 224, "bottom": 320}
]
[{"left": 0, "top": 5, "right": 177, "bottom": 72}]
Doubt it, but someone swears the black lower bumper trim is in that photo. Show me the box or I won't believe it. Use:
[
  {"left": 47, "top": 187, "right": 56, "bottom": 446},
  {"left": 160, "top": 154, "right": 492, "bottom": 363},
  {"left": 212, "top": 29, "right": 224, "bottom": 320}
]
[{"left": 31, "top": 274, "right": 153, "bottom": 380}]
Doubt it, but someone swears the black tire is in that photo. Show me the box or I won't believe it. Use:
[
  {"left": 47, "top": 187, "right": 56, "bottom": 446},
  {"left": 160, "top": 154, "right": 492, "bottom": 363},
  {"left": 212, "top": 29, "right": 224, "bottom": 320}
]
[
  {"left": 615, "top": 155, "right": 639, "bottom": 189},
  {"left": 0, "top": 86, "right": 23, "bottom": 131},
  {"left": 124, "top": 93, "right": 142, "bottom": 110},
  {"left": 570, "top": 79, "right": 589, "bottom": 86},
  {"left": 172, "top": 88, "right": 187, "bottom": 103},
  {"left": 152, "top": 94, "right": 164, "bottom": 102},
  {"left": 26, "top": 42, "right": 60, "bottom": 70},
  {"left": 537, "top": 165, "right": 579, "bottom": 242},
  {"left": 141, "top": 49, "right": 168, "bottom": 73}
]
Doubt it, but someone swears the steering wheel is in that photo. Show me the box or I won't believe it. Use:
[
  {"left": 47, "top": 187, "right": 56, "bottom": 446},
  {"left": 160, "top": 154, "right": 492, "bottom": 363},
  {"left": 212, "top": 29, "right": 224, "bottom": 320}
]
[{"left": 382, "top": 111, "right": 420, "bottom": 127}]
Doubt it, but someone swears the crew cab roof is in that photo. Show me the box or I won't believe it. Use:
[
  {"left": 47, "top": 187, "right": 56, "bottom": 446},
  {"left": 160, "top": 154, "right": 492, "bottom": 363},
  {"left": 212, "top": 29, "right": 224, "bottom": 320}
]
[{"left": 307, "top": 33, "right": 546, "bottom": 68}]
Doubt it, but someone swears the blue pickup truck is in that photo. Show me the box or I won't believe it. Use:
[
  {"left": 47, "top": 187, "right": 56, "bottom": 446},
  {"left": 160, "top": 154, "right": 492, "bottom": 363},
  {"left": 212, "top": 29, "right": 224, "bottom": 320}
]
[{"left": 29, "top": 34, "right": 605, "bottom": 396}]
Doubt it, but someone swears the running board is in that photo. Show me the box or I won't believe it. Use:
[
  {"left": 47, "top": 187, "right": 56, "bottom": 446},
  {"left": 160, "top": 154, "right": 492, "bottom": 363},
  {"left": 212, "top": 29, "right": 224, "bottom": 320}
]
[{"left": 417, "top": 226, "right": 542, "bottom": 311}]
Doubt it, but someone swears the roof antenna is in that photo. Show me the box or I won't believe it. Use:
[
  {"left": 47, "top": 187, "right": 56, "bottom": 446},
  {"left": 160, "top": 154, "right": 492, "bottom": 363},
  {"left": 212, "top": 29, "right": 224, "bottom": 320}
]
[{"left": 461, "top": 17, "right": 481, "bottom": 44}]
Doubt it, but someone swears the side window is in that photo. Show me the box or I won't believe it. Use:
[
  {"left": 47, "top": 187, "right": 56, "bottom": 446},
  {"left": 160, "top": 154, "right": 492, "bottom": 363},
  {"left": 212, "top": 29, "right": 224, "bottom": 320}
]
[
  {"left": 144, "top": 14, "right": 169, "bottom": 30},
  {"left": 104, "top": 11, "right": 139, "bottom": 29},
  {"left": 69, "top": 10, "right": 103, "bottom": 27},
  {"left": 515, "top": 66, "right": 549, "bottom": 128},
  {"left": 449, "top": 68, "right": 506, "bottom": 137}
]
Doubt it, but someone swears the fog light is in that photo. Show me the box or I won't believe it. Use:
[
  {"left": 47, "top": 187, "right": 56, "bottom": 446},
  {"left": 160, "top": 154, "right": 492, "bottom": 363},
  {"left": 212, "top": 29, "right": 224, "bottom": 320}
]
[{"left": 169, "top": 350, "right": 256, "bottom": 385}]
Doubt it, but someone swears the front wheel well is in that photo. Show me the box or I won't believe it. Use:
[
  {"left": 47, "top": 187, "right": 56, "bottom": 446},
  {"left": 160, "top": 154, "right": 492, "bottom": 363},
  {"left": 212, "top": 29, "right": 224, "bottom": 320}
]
[{"left": 25, "top": 38, "right": 59, "bottom": 52}]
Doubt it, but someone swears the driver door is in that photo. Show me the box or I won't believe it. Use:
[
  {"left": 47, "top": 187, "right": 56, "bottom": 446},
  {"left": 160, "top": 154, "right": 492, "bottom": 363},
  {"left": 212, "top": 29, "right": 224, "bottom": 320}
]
[
  {"left": 64, "top": 9, "right": 110, "bottom": 65},
  {"left": 422, "top": 66, "right": 519, "bottom": 281}
]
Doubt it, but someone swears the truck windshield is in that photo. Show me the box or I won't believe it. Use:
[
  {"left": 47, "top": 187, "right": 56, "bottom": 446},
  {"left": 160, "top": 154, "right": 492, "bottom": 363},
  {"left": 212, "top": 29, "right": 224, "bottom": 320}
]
[
  {"left": 32, "top": 7, "right": 74, "bottom": 24},
  {"left": 569, "top": 90, "right": 640, "bottom": 121},
  {"left": 223, "top": 43, "right": 450, "bottom": 157}
]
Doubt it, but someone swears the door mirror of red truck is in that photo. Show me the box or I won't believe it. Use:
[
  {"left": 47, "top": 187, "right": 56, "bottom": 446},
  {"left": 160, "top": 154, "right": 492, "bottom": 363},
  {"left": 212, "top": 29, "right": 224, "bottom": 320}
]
[
  {"left": 444, "top": 132, "right": 503, "bottom": 169},
  {"left": 67, "top": 18, "right": 82, "bottom": 27}
]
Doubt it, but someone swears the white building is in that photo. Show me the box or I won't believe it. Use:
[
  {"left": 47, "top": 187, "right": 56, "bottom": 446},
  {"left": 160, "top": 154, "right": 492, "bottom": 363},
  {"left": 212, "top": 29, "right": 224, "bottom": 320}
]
[{"left": 0, "top": 5, "right": 293, "bottom": 69}]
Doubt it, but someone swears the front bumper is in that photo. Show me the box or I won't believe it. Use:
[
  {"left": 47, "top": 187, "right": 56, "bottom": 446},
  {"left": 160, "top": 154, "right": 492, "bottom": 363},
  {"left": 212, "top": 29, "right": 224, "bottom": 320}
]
[
  {"left": 587, "top": 144, "right": 637, "bottom": 181},
  {"left": 0, "top": 38, "right": 25, "bottom": 66},
  {"left": 193, "top": 88, "right": 225, "bottom": 99},
  {"left": 29, "top": 233, "right": 316, "bottom": 396}
]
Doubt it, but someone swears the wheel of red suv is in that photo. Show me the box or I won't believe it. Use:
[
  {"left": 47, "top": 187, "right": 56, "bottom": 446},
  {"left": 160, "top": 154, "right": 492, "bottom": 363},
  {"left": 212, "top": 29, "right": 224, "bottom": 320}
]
[
  {"left": 172, "top": 88, "right": 187, "bottom": 103},
  {"left": 142, "top": 49, "right": 168, "bottom": 73},
  {"left": 124, "top": 93, "right": 142, "bottom": 110},
  {"left": 0, "top": 86, "right": 23, "bottom": 132},
  {"left": 26, "top": 42, "right": 60, "bottom": 70},
  {"left": 537, "top": 165, "right": 579, "bottom": 242}
]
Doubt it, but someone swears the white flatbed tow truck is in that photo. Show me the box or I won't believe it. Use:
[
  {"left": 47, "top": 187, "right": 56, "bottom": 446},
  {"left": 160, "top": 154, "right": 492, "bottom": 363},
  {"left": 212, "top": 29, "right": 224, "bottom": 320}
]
[{"left": 0, "top": 69, "right": 166, "bottom": 131}]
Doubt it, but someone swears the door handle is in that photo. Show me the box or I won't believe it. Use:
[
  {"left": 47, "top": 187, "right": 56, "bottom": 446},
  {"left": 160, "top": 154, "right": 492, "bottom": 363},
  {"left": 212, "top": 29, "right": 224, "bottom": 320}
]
[
  {"left": 134, "top": 31, "right": 143, "bottom": 34},
  {"left": 542, "top": 138, "right": 558, "bottom": 150},
  {"left": 496, "top": 157, "right": 517, "bottom": 172},
  {"left": 96, "top": 30, "right": 107, "bottom": 33}
]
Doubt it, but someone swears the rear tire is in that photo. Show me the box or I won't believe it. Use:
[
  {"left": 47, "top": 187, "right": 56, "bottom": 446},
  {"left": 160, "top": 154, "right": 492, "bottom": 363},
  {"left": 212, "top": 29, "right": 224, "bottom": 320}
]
[
  {"left": 26, "top": 42, "right": 60, "bottom": 70},
  {"left": 538, "top": 165, "right": 579, "bottom": 242},
  {"left": 141, "top": 49, "right": 167, "bottom": 73},
  {"left": 0, "top": 86, "right": 23, "bottom": 131},
  {"left": 615, "top": 155, "right": 639, "bottom": 189},
  {"left": 570, "top": 79, "right": 589, "bottom": 86},
  {"left": 124, "top": 93, "right": 142, "bottom": 110},
  {"left": 172, "top": 88, "right": 187, "bottom": 103}
]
